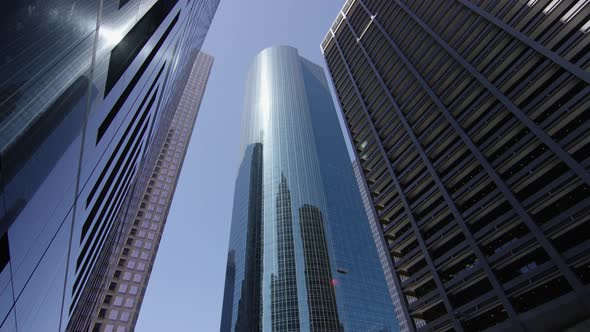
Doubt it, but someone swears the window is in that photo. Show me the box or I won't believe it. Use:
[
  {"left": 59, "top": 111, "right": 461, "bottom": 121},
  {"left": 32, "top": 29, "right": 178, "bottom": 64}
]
[
  {"left": 0, "top": 233, "right": 10, "bottom": 273},
  {"left": 130, "top": 285, "right": 139, "bottom": 295},
  {"left": 125, "top": 298, "right": 134, "bottom": 308},
  {"left": 123, "top": 272, "right": 132, "bottom": 281},
  {"left": 114, "top": 296, "right": 124, "bottom": 306},
  {"left": 120, "top": 311, "right": 130, "bottom": 322},
  {"left": 119, "top": 283, "right": 128, "bottom": 294},
  {"left": 104, "top": 0, "right": 179, "bottom": 96},
  {"left": 109, "top": 310, "right": 119, "bottom": 320}
]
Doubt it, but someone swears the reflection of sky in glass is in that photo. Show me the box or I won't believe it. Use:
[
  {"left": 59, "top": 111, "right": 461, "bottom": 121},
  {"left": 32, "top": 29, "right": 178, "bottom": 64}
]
[
  {"left": 222, "top": 45, "right": 399, "bottom": 332},
  {"left": 99, "top": 23, "right": 133, "bottom": 52}
]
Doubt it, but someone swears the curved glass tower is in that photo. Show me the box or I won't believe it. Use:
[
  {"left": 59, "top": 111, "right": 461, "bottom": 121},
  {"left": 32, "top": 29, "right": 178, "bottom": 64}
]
[{"left": 220, "top": 45, "right": 399, "bottom": 332}]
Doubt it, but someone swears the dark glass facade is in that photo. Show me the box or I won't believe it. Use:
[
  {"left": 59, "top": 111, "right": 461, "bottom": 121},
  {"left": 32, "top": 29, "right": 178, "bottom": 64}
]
[
  {"left": 69, "top": 51, "right": 214, "bottom": 332},
  {"left": 322, "top": 1, "right": 590, "bottom": 331},
  {"left": 0, "top": 1, "right": 218, "bottom": 331},
  {"left": 220, "top": 45, "right": 399, "bottom": 332}
]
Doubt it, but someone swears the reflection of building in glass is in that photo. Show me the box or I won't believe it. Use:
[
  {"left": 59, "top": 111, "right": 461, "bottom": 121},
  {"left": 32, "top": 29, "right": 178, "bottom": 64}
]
[
  {"left": 322, "top": 1, "right": 590, "bottom": 331},
  {"left": 220, "top": 142, "right": 264, "bottom": 332},
  {"left": 235, "top": 143, "right": 263, "bottom": 332},
  {"left": 353, "top": 160, "right": 410, "bottom": 332},
  {"left": 299, "top": 204, "right": 342, "bottom": 332},
  {"left": 0, "top": 1, "right": 218, "bottom": 331},
  {"left": 221, "top": 251, "right": 237, "bottom": 332},
  {"left": 271, "top": 175, "right": 301, "bottom": 332},
  {"left": 221, "top": 45, "right": 399, "bottom": 332}
]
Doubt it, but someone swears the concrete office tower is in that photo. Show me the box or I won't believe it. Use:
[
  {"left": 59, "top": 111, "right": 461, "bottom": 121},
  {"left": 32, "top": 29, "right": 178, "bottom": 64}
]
[
  {"left": 0, "top": 0, "right": 218, "bottom": 331},
  {"left": 322, "top": 1, "right": 590, "bottom": 331},
  {"left": 220, "top": 45, "right": 399, "bottom": 332},
  {"left": 70, "top": 51, "right": 214, "bottom": 332}
]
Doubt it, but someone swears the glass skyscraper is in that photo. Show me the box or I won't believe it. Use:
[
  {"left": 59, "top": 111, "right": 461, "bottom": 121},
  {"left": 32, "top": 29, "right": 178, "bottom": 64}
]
[
  {"left": 220, "top": 45, "right": 399, "bottom": 332},
  {"left": 322, "top": 1, "right": 590, "bottom": 331},
  {"left": 68, "top": 51, "right": 214, "bottom": 332},
  {"left": 0, "top": 1, "right": 218, "bottom": 331},
  {"left": 352, "top": 160, "right": 410, "bottom": 332}
]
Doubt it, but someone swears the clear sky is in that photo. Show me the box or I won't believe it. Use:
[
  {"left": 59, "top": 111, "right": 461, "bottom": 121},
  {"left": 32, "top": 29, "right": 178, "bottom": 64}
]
[{"left": 135, "top": 1, "right": 346, "bottom": 331}]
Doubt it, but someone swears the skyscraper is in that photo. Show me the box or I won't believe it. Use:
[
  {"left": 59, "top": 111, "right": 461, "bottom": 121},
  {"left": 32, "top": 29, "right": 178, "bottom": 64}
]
[
  {"left": 0, "top": 0, "right": 218, "bottom": 331},
  {"left": 68, "top": 51, "right": 214, "bottom": 332},
  {"left": 220, "top": 45, "right": 399, "bottom": 332},
  {"left": 322, "top": 1, "right": 590, "bottom": 331},
  {"left": 353, "top": 160, "right": 411, "bottom": 332}
]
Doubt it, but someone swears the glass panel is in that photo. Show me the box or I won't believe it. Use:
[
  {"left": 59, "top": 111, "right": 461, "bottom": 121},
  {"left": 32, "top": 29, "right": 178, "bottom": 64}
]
[{"left": 14, "top": 219, "right": 71, "bottom": 332}]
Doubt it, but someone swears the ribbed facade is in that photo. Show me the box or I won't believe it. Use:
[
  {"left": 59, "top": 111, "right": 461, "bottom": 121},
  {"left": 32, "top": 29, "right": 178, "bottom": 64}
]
[
  {"left": 322, "top": 1, "right": 590, "bottom": 331},
  {"left": 220, "top": 45, "right": 399, "bottom": 332},
  {"left": 0, "top": 1, "right": 218, "bottom": 331}
]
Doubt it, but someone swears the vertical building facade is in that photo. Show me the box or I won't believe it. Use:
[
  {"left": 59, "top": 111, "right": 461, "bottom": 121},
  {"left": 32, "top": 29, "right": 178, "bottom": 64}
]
[
  {"left": 69, "top": 51, "right": 214, "bottom": 332},
  {"left": 0, "top": 1, "right": 218, "bottom": 331},
  {"left": 353, "top": 160, "right": 411, "bottom": 332},
  {"left": 322, "top": 1, "right": 590, "bottom": 331},
  {"left": 220, "top": 45, "right": 399, "bottom": 332}
]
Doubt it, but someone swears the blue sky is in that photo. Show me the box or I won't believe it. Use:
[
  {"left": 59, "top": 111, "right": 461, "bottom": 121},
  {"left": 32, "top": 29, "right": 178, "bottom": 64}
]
[{"left": 135, "top": 1, "right": 345, "bottom": 331}]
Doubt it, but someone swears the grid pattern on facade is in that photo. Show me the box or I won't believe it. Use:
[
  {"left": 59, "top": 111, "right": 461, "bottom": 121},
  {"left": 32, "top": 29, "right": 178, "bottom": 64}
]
[
  {"left": 88, "top": 52, "right": 213, "bottom": 332},
  {"left": 271, "top": 176, "right": 301, "bottom": 332},
  {"left": 353, "top": 160, "right": 410, "bottom": 332},
  {"left": 299, "top": 204, "right": 342, "bottom": 332},
  {"left": 235, "top": 142, "right": 264, "bottom": 332},
  {"left": 221, "top": 45, "right": 398, "bottom": 332},
  {"left": 0, "top": 0, "right": 218, "bottom": 330},
  {"left": 220, "top": 142, "right": 264, "bottom": 332},
  {"left": 323, "top": 1, "right": 590, "bottom": 331}
]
